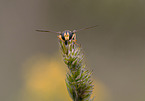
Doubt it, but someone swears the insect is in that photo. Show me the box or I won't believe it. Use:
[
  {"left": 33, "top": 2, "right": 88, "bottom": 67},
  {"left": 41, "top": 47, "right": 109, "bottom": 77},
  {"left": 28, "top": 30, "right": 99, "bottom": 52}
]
[{"left": 36, "top": 25, "right": 98, "bottom": 45}]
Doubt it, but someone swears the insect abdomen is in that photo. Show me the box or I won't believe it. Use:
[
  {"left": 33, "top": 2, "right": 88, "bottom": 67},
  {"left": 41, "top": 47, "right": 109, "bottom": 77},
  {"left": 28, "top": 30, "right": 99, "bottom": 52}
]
[{"left": 65, "top": 41, "right": 68, "bottom": 45}]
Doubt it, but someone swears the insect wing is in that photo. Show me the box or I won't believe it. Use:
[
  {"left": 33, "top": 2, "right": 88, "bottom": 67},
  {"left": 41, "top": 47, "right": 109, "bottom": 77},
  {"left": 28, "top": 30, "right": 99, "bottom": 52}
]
[
  {"left": 36, "top": 29, "right": 61, "bottom": 34},
  {"left": 73, "top": 25, "right": 99, "bottom": 33}
]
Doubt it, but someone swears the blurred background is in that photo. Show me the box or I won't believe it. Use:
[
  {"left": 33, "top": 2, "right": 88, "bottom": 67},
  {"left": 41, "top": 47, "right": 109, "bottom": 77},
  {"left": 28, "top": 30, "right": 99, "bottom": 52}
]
[{"left": 0, "top": 0, "right": 145, "bottom": 101}]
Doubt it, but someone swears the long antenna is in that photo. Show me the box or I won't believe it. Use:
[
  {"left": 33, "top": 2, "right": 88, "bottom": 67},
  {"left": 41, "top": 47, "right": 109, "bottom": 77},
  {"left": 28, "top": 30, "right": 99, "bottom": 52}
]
[
  {"left": 36, "top": 29, "right": 61, "bottom": 34},
  {"left": 73, "top": 25, "right": 99, "bottom": 33}
]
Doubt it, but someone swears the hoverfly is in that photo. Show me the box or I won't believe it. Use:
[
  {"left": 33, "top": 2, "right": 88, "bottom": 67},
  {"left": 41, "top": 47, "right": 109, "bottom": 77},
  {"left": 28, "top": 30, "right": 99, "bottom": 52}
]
[{"left": 36, "top": 25, "right": 98, "bottom": 45}]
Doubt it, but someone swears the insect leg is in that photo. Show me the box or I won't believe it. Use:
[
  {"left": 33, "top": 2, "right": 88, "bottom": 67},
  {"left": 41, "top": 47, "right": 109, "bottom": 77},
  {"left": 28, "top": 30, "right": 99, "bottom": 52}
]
[
  {"left": 57, "top": 35, "right": 65, "bottom": 42},
  {"left": 72, "top": 34, "right": 81, "bottom": 46}
]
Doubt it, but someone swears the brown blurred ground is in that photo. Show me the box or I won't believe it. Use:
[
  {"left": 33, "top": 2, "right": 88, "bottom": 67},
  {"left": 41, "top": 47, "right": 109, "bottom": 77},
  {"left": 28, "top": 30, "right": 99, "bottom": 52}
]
[{"left": 0, "top": 0, "right": 145, "bottom": 101}]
